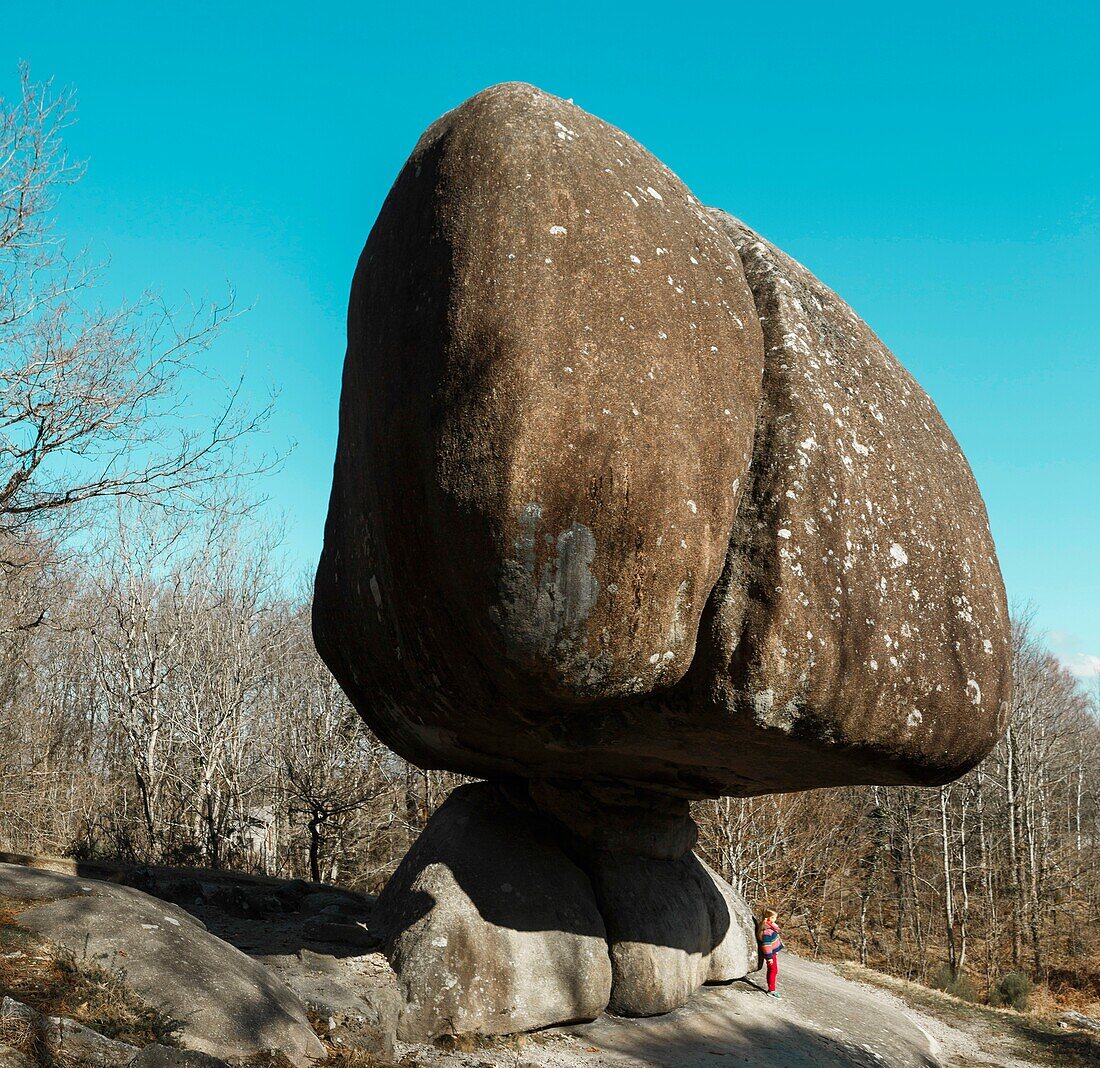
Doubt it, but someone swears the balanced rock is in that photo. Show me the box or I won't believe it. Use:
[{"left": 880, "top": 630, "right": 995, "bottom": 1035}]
[
  {"left": 314, "top": 80, "right": 765, "bottom": 788},
  {"left": 315, "top": 81, "right": 1009, "bottom": 801},
  {"left": 682, "top": 212, "right": 1012, "bottom": 790},
  {"left": 314, "top": 81, "right": 1011, "bottom": 1034}
]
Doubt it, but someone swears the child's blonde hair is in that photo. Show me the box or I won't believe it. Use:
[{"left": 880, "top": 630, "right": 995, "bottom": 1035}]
[{"left": 755, "top": 908, "right": 777, "bottom": 942}]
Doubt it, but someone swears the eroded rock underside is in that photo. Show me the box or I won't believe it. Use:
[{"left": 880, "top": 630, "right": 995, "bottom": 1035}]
[
  {"left": 314, "top": 81, "right": 1012, "bottom": 1038},
  {"left": 373, "top": 783, "right": 757, "bottom": 1039}
]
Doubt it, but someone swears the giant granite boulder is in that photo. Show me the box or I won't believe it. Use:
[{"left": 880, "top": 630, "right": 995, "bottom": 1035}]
[
  {"left": 313, "top": 81, "right": 765, "bottom": 789},
  {"left": 314, "top": 82, "right": 1010, "bottom": 1037}
]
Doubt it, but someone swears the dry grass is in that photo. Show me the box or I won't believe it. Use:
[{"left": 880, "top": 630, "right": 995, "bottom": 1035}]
[
  {"left": 304, "top": 1008, "right": 388, "bottom": 1067},
  {"left": 0, "top": 1009, "right": 37, "bottom": 1062},
  {"left": 833, "top": 960, "right": 1100, "bottom": 1067},
  {"left": 322, "top": 1052, "right": 387, "bottom": 1067},
  {"left": 1046, "top": 964, "right": 1100, "bottom": 1015},
  {"left": 0, "top": 893, "right": 179, "bottom": 1051}
]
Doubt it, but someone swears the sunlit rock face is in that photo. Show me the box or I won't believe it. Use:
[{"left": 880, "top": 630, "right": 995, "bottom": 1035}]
[
  {"left": 313, "top": 80, "right": 1010, "bottom": 805},
  {"left": 684, "top": 214, "right": 1012, "bottom": 791}
]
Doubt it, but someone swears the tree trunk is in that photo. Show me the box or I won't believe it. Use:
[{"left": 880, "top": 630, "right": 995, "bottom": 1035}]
[
  {"left": 940, "top": 785, "right": 958, "bottom": 976},
  {"left": 308, "top": 812, "right": 324, "bottom": 883},
  {"left": 1006, "top": 720, "right": 1024, "bottom": 967}
]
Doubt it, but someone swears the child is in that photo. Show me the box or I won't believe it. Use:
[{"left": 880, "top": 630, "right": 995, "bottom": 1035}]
[{"left": 756, "top": 908, "right": 784, "bottom": 999}]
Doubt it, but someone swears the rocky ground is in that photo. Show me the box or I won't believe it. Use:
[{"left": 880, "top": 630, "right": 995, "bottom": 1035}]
[{"left": 1, "top": 856, "right": 1097, "bottom": 1068}]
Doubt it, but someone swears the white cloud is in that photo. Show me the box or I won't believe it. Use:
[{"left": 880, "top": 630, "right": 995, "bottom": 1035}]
[
  {"left": 1045, "top": 629, "right": 1100, "bottom": 681},
  {"left": 1058, "top": 652, "right": 1100, "bottom": 680}
]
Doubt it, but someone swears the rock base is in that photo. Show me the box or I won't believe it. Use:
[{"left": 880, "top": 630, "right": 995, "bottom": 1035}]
[
  {"left": 374, "top": 782, "right": 613, "bottom": 1040},
  {"left": 586, "top": 850, "right": 757, "bottom": 1015},
  {"left": 375, "top": 783, "right": 757, "bottom": 1039}
]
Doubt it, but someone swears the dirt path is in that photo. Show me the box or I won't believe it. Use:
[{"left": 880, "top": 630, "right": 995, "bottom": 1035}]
[
  {"left": 396, "top": 955, "right": 1097, "bottom": 1068},
  {"left": 563, "top": 956, "right": 941, "bottom": 1068},
  {"left": 392, "top": 955, "right": 942, "bottom": 1068}
]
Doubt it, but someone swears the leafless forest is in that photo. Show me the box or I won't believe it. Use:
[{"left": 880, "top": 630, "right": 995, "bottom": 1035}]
[{"left": 2, "top": 69, "right": 1097, "bottom": 1014}]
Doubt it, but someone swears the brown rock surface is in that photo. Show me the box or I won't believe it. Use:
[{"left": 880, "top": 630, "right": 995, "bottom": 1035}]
[
  {"left": 315, "top": 82, "right": 1010, "bottom": 797},
  {"left": 687, "top": 213, "right": 1012, "bottom": 790},
  {"left": 313, "top": 80, "right": 764, "bottom": 786}
]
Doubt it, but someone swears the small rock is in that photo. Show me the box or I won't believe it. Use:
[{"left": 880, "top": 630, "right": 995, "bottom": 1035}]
[
  {"left": 375, "top": 782, "right": 611, "bottom": 1040},
  {"left": 301, "top": 918, "right": 381, "bottom": 949},
  {"left": 1060, "top": 1010, "right": 1100, "bottom": 1034},
  {"left": 128, "top": 1044, "right": 229, "bottom": 1067},
  {"left": 581, "top": 851, "right": 755, "bottom": 1015},
  {"left": 584, "top": 852, "right": 712, "bottom": 1016},
  {"left": 296, "top": 947, "right": 343, "bottom": 974},
  {"left": 301, "top": 890, "right": 371, "bottom": 916},
  {"left": 0, "top": 1043, "right": 34, "bottom": 1068},
  {"left": 1, "top": 997, "right": 138, "bottom": 1067},
  {"left": 699, "top": 858, "right": 759, "bottom": 982},
  {"left": 0, "top": 997, "right": 34, "bottom": 1024},
  {"left": 50, "top": 1017, "right": 139, "bottom": 1067}
]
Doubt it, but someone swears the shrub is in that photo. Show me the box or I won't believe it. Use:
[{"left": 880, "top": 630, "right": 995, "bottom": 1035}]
[
  {"left": 989, "top": 971, "right": 1033, "bottom": 1011},
  {"left": 930, "top": 963, "right": 978, "bottom": 1001}
]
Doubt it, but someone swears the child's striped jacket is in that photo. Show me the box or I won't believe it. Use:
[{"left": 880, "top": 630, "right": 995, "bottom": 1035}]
[{"left": 761, "top": 923, "right": 784, "bottom": 959}]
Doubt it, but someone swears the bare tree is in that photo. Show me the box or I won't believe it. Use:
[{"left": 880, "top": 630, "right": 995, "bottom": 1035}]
[
  {"left": 270, "top": 603, "right": 395, "bottom": 883},
  {"left": 0, "top": 66, "right": 278, "bottom": 545}
]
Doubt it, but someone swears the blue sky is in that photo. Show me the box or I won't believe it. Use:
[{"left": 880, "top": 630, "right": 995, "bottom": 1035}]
[{"left": 10, "top": 2, "right": 1099, "bottom": 679}]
